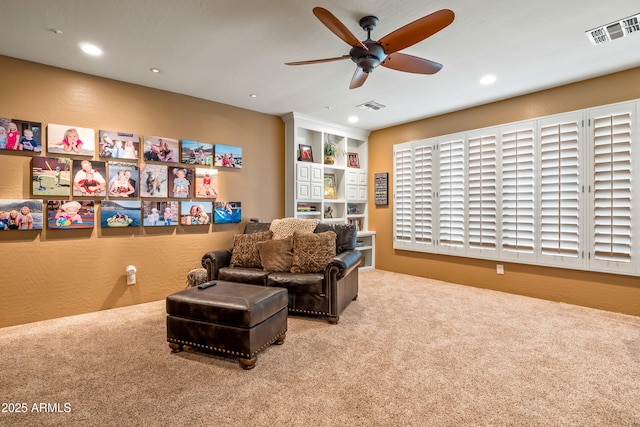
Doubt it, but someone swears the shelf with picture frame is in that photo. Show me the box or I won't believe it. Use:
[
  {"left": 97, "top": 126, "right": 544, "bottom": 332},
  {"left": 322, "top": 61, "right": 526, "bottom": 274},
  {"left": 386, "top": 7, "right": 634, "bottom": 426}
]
[{"left": 283, "top": 112, "right": 376, "bottom": 269}]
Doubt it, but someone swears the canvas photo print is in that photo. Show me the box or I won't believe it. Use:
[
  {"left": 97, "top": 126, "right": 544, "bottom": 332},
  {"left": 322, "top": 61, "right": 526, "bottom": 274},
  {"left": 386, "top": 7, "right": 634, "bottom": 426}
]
[
  {"left": 0, "top": 199, "right": 43, "bottom": 231},
  {"left": 32, "top": 157, "right": 71, "bottom": 197},
  {"left": 214, "top": 201, "right": 241, "bottom": 224},
  {"left": 139, "top": 163, "right": 168, "bottom": 198},
  {"left": 143, "top": 136, "right": 178, "bottom": 163},
  {"left": 72, "top": 159, "right": 107, "bottom": 197},
  {"left": 0, "top": 117, "right": 42, "bottom": 153},
  {"left": 181, "top": 140, "right": 213, "bottom": 166},
  {"left": 170, "top": 166, "right": 194, "bottom": 198},
  {"left": 101, "top": 200, "right": 141, "bottom": 228},
  {"left": 107, "top": 162, "right": 139, "bottom": 198},
  {"left": 47, "top": 123, "right": 95, "bottom": 157},
  {"left": 143, "top": 201, "right": 178, "bottom": 227},
  {"left": 47, "top": 200, "right": 94, "bottom": 230},
  {"left": 99, "top": 130, "right": 140, "bottom": 160},
  {"left": 180, "top": 201, "right": 211, "bottom": 225},
  {"left": 194, "top": 168, "right": 218, "bottom": 199},
  {"left": 214, "top": 144, "right": 242, "bottom": 168}
]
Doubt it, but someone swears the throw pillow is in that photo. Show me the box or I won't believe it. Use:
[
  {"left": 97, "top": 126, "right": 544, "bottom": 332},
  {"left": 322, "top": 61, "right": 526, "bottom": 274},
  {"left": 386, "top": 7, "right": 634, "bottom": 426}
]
[
  {"left": 230, "top": 230, "right": 273, "bottom": 268},
  {"left": 291, "top": 231, "right": 337, "bottom": 273},
  {"left": 256, "top": 236, "right": 294, "bottom": 272},
  {"left": 269, "top": 217, "right": 320, "bottom": 240}
]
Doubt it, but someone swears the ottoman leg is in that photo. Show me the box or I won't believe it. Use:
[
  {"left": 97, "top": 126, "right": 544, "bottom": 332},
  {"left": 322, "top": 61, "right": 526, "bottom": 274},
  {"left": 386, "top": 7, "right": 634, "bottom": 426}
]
[
  {"left": 239, "top": 357, "right": 257, "bottom": 370},
  {"left": 169, "top": 343, "right": 183, "bottom": 353},
  {"left": 274, "top": 332, "right": 286, "bottom": 345}
]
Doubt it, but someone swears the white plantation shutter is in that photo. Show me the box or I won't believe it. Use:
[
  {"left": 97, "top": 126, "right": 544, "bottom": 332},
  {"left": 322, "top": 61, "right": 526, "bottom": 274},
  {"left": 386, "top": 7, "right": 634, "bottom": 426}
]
[
  {"left": 391, "top": 100, "right": 639, "bottom": 277},
  {"left": 414, "top": 144, "right": 435, "bottom": 245},
  {"left": 394, "top": 146, "right": 413, "bottom": 244},
  {"left": 467, "top": 133, "right": 497, "bottom": 253},
  {"left": 589, "top": 104, "right": 636, "bottom": 274},
  {"left": 501, "top": 125, "right": 536, "bottom": 260},
  {"left": 439, "top": 137, "right": 465, "bottom": 250},
  {"left": 538, "top": 113, "right": 584, "bottom": 268}
]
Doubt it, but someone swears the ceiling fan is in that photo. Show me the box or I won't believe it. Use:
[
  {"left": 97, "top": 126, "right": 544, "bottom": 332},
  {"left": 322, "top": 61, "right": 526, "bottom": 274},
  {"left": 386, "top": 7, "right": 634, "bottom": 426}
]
[{"left": 285, "top": 7, "right": 455, "bottom": 89}]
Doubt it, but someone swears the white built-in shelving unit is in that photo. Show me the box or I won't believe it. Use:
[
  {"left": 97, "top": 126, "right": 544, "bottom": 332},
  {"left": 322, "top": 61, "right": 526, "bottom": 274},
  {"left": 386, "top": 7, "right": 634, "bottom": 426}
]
[{"left": 282, "top": 112, "right": 375, "bottom": 269}]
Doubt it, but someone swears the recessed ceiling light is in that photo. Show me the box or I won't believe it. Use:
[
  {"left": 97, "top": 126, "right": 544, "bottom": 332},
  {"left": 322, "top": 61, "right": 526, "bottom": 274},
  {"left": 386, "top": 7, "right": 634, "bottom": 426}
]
[
  {"left": 79, "top": 43, "right": 103, "bottom": 56},
  {"left": 150, "top": 68, "right": 161, "bottom": 73},
  {"left": 480, "top": 74, "right": 496, "bottom": 85},
  {"left": 348, "top": 116, "right": 359, "bottom": 123},
  {"left": 249, "top": 94, "right": 257, "bottom": 98}
]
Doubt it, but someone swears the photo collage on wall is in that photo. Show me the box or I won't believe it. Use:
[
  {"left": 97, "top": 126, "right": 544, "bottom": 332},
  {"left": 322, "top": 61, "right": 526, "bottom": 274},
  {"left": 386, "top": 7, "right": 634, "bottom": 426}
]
[{"left": 0, "top": 116, "right": 242, "bottom": 232}]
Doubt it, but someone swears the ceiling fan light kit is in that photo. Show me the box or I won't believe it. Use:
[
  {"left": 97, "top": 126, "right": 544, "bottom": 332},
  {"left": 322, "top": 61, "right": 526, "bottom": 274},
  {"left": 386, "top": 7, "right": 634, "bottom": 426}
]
[{"left": 285, "top": 7, "right": 455, "bottom": 89}]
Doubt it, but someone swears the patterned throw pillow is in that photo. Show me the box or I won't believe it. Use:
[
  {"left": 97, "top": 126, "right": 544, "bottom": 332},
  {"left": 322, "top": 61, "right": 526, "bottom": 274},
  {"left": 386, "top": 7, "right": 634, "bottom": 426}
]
[
  {"left": 291, "top": 231, "right": 337, "bottom": 273},
  {"left": 269, "top": 217, "right": 320, "bottom": 240},
  {"left": 256, "top": 237, "right": 294, "bottom": 272},
  {"left": 230, "top": 230, "right": 273, "bottom": 268}
]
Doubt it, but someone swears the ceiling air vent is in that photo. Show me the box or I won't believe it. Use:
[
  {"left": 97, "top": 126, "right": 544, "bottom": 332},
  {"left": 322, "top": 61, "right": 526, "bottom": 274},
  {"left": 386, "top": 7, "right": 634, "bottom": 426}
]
[
  {"left": 586, "top": 12, "right": 640, "bottom": 45},
  {"left": 356, "top": 101, "right": 386, "bottom": 111}
]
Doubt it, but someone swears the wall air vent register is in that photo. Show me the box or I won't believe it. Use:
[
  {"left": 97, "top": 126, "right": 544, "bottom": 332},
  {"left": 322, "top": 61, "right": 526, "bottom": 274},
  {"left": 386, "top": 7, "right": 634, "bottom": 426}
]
[
  {"left": 586, "top": 12, "right": 640, "bottom": 45},
  {"left": 356, "top": 101, "right": 386, "bottom": 111}
]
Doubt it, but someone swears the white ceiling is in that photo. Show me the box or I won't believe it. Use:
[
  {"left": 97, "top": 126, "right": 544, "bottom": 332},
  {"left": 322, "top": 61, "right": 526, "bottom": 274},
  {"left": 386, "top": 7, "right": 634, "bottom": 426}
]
[{"left": 1, "top": 0, "right": 639, "bottom": 131}]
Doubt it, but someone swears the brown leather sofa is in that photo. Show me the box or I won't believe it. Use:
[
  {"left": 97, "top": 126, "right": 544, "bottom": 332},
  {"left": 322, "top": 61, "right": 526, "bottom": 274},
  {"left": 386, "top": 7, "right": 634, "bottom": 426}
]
[{"left": 202, "top": 222, "right": 362, "bottom": 324}]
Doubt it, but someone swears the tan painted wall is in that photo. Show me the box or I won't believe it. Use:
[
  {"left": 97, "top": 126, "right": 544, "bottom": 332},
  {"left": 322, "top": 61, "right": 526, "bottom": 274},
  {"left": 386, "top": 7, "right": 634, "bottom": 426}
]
[
  {"left": 368, "top": 67, "right": 640, "bottom": 316},
  {"left": 0, "top": 56, "right": 285, "bottom": 327}
]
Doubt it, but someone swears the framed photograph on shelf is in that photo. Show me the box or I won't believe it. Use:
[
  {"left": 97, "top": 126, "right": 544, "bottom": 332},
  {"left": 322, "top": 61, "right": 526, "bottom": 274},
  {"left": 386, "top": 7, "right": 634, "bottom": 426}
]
[
  {"left": 347, "top": 152, "right": 360, "bottom": 168},
  {"left": 31, "top": 157, "right": 71, "bottom": 197},
  {"left": 298, "top": 144, "right": 313, "bottom": 162},
  {"left": 47, "top": 123, "right": 95, "bottom": 157},
  {"left": 324, "top": 173, "right": 337, "bottom": 199},
  {"left": 0, "top": 117, "right": 42, "bottom": 153}
]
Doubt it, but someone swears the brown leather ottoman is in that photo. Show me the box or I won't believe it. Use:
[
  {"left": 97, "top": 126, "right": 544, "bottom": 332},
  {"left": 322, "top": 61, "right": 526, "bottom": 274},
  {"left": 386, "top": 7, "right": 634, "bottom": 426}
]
[{"left": 166, "top": 281, "right": 287, "bottom": 369}]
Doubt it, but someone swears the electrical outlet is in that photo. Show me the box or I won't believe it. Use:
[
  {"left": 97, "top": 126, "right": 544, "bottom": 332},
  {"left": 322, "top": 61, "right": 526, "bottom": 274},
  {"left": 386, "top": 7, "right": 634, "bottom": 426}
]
[{"left": 496, "top": 264, "right": 504, "bottom": 275}]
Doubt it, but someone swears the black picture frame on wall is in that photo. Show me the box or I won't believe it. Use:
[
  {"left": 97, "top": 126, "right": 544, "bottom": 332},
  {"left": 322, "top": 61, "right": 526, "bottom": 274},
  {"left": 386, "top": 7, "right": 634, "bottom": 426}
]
[{"left": 374, "top": 172, "right": 388, "bottom": 206}]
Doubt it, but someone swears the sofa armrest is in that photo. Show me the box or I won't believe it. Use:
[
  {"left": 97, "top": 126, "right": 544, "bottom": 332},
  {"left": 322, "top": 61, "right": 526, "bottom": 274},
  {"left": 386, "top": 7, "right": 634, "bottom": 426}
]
[
  {"left": 326, "top": 249, "right": 363, "bottom": 279},
  {"left": 201, "top": 249, "right": 232, "bottom": 280}
]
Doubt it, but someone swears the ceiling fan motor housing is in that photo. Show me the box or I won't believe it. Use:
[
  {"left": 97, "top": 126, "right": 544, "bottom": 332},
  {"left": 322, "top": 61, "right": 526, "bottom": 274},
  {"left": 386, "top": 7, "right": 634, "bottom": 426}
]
[{"left": 350, "top": 42, "right": 386, "bottom": 73}]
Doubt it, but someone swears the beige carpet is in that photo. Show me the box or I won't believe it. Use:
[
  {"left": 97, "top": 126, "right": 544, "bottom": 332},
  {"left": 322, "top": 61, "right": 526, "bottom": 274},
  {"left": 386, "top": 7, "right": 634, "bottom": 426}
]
[{"left": 1, "top": 270, "right": 639, "bottom": 426}]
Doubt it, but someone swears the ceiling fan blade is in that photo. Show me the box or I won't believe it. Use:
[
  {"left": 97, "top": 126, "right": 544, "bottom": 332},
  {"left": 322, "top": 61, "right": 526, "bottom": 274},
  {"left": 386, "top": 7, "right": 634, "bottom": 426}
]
[
  {"left": 285, "top": 55, "right": 351, "bottom": 66},
  {"left": 349, "top": 67, "right": 368, "bottom": 89},
  {"left": 381, "top": 52, "right": 442, "bottom": 74},
  {"left": 378, "top": 9, "right": 455, "bottom": 54},
  {"left": 313, "top": 7, "right": 367, "bottom": 50}
]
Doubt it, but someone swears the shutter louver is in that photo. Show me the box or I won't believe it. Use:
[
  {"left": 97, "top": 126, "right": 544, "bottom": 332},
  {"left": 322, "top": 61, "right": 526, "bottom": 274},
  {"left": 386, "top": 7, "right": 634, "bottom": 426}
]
[
  {"left": 415, "top": 145, "right": 434, "bottom": 243},
  {"left": 502, "top": 128, "right": 535, "bottom": 253},
  {"left": 439, "top": 139, "right": 465, "bottom": 247},
  {"left": 593, "top": 112, "right": 632, "bottom": 262},
  {"left": 468, "top": 134, "right": 497, "bottom": 249},
  {"left": 394, "top": 148, "right": 413, "bottom": 242},
  {"left": 540, "top": 120, "right": 581, "bottom": 257}
]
